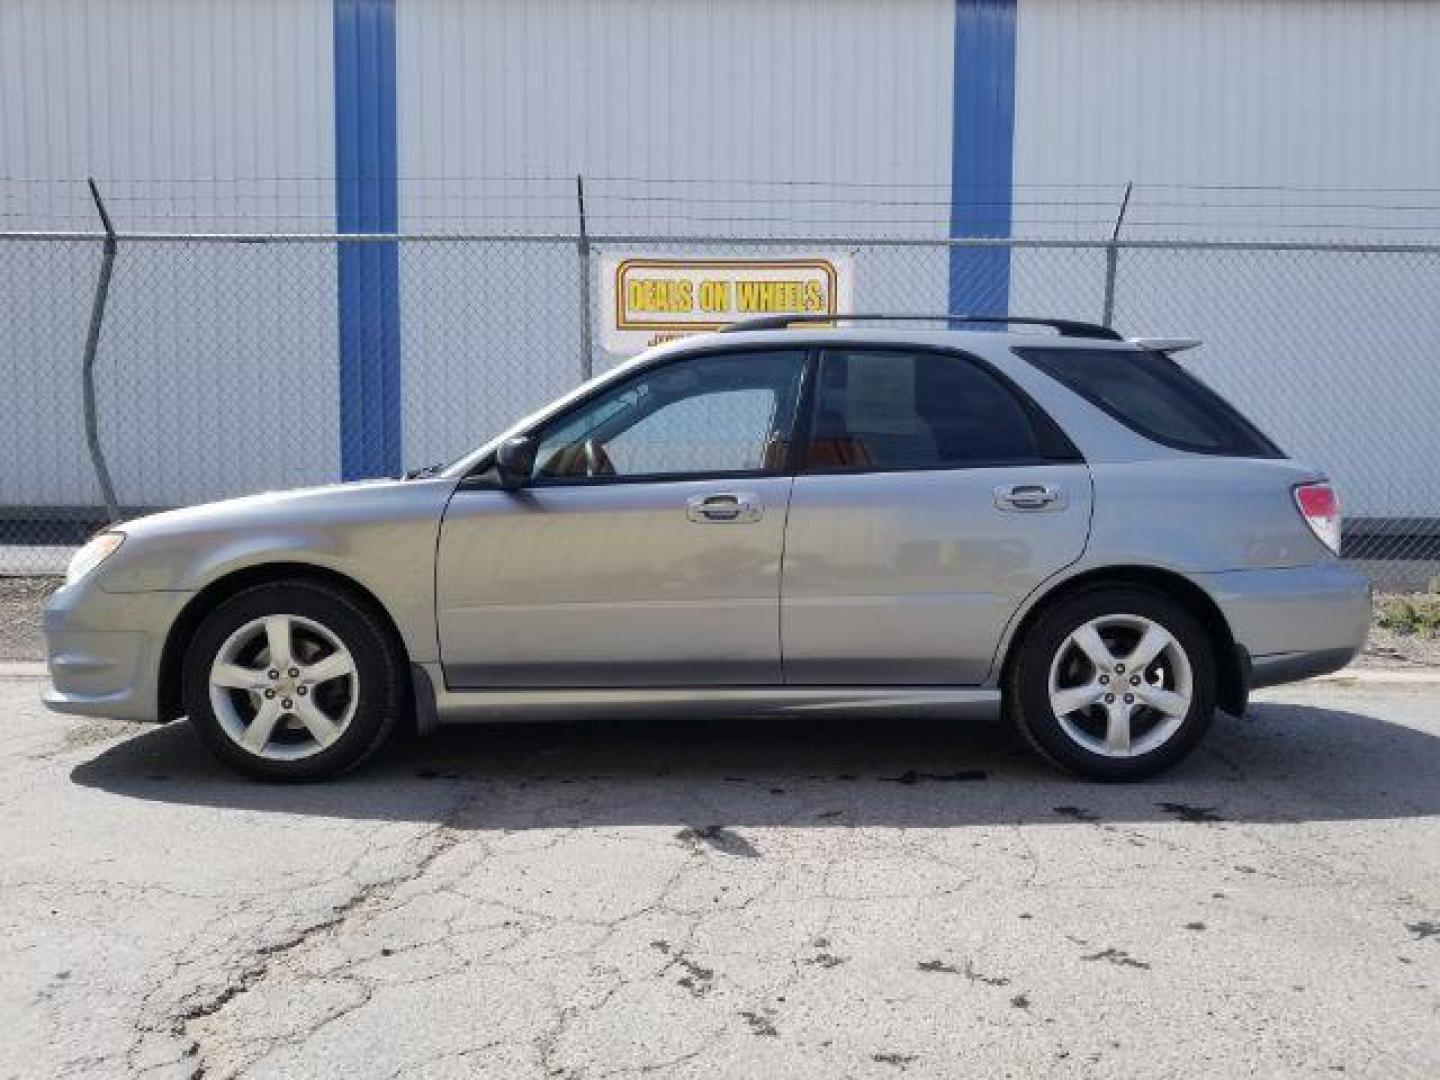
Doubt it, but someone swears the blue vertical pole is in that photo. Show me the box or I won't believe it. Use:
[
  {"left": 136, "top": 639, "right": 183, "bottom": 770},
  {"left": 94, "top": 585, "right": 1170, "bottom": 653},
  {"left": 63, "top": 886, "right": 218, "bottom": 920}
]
[
  {"left": 949, "top": 0, "right": 1017, "bottom": 317},
  {"left": 334, "top": 0, "right": 401, "bottom": 478}
]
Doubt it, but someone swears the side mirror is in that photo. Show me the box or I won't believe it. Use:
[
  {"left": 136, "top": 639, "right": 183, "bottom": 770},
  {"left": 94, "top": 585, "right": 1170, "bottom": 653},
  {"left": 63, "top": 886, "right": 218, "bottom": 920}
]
[{"left": 495, "top": 436, "right": 538, "bottom": 490}]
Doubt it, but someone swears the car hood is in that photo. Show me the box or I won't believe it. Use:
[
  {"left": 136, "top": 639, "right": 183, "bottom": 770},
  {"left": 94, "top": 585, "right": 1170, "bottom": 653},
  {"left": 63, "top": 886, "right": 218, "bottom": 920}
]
[
  {"left": 93, "top": 476, "right": 460, "bottom": 597},
  {"left": 116, "top": 478, "right": 451, "bottom": 541}
]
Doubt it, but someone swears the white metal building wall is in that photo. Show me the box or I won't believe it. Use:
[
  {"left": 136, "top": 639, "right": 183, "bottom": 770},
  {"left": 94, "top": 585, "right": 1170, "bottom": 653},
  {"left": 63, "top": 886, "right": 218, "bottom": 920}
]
[
  {"left": 0, "top": 0, "right": 335, "bottom": 228},
  {"left": 1014, "top": 0, "right": 1440, "bottom": 204},
  {"left": 3, "top": 0, "right": 1439, "bottom": 516},
  {"left": 0, "top": 0, "right": 337, "bottom": 507},
  {"left": 393, "top": 0, "right": 957, "bottom": 467},
  {"left": 1010, "top": 0, "right": 1440, "bottom": 518}
]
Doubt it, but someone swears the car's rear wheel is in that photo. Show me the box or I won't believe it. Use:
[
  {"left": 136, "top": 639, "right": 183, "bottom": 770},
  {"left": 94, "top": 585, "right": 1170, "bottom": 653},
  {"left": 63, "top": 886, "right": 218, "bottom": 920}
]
[
  {"left": 1006, "top": 586, "right": 1216, "bottom": 781},
  {"left": 182, "top": 580, "right": 405, "bottom": 780}
]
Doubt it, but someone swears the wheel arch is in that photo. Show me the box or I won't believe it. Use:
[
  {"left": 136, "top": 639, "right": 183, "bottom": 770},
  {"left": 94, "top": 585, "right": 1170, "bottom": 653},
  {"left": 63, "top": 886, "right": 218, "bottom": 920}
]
[
  {"left": 997, "top": 565, "right": 1248, "bottom": 717},
  {"left": 157, "top": 562, "right": 411, "bottom": 721}
]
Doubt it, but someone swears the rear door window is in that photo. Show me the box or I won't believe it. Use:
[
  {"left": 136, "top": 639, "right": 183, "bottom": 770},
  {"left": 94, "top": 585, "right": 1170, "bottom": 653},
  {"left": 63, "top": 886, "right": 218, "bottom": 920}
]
[
  {"left": 804, "top": 349, "right": 1053, "bottom": 472},
  {"left": 1017, "top": 347, "right": 1281, "bottom": 457}
]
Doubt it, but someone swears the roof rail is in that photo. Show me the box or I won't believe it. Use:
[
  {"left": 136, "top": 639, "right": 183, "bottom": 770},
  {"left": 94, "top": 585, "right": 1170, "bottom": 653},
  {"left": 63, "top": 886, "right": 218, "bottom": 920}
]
[{"left": 718, "top": 313, "right": 1124, "bottom": 341}]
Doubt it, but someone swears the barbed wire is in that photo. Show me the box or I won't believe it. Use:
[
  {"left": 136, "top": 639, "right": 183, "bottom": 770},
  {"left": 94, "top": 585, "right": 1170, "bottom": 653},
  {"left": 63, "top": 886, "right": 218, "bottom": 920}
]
[{"left": 9, "top": 177, "right": 1440, "bottom": 243}]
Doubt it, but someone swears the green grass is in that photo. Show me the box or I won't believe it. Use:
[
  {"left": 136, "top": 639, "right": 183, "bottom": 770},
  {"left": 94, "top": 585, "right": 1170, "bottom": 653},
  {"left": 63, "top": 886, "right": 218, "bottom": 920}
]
[{"left": 1376, "top": 591, "right": 1440, "bottom": 638}]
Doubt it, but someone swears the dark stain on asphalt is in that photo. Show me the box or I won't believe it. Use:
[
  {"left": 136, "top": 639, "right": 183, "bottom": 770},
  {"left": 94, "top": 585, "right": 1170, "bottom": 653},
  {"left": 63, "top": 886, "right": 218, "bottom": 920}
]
[
  {"left": 917, "top": 959, "right": 962, "bottom": 975},
  {"left": 1082, "top": 947, "right": 1151, "bottom": 970},
  {"left": 963, "top": 961, "right": 1010, "bottom": 987},
  {"left": 1406, "top": 920, "right": 1439, "bottom": 941},
  {"left": 676, "top": 825, "right": 760, "bottom": 858},
  {"left": 885, "top": 769, "right": 988, "bottom": 785},
  {"left": 1010, "top": 993, "right": 1031, "bottom": 1009},
  {"left": 916, "top": 959, "right": 1009, "bottom": 986},
  {"left": 740, "top": 1009, "right": 779, "bottom": 1037},
  {"left": 1157, "top": 802, "right": 1224, "bottom": 823},
  {"left": 1053, "top": 805, "right": 1099, "bottom": 822},
  {"left": 873, "top": 1052, "right": 918, "bottom": 1068},
  {"left": 674, "top": 955, "right": 714, "bottom": 997},
  {"left": 805, "top": 952, "right": 847, "bottom": 969}
]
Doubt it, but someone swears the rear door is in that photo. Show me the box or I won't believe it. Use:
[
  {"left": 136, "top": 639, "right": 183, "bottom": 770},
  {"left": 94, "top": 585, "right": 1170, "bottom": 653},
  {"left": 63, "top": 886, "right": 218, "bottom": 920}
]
[{"left": 781, "top": 346, "right": 1092, "bottom": 685}]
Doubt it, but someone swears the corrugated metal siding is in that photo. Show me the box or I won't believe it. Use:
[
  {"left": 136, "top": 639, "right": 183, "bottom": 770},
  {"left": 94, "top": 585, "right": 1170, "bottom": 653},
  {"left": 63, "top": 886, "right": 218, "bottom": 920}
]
[
  {"left": 0, "top": 0, "right": 336, "bottom": 229},
  {"left": 1010, "top": 0, "right": 1440, "bottom": 518},
  {"left": 1013, "top": 0, "right": 1440, "bottom": 230},
  {"left": 394, "top": 0, "right": 957, "bottom": 465},
  {"left": 0, "top": 0, "right": 339, "bottom": 506},
  {"left": 396, "top": 0, "right": 954, "bottom": 225},
  {"left": 5, "top": 0, "right": 1440, "bottom": 517}
]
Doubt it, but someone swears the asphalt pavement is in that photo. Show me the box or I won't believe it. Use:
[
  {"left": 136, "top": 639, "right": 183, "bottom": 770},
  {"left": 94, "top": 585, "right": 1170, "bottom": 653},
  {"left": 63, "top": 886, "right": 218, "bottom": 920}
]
[{"left": 1, "top": 665, "right": 1437, "bottom": 1079}]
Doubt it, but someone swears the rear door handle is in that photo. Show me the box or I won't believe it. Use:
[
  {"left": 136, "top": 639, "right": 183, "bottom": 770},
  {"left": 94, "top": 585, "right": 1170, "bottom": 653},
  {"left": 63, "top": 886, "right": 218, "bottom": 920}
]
[
  {"left": 994, "top": 483, "right": 1066, "bottom": 511},
  {"left": 686, "top": 492, "right": 763, "bottom": 523}
]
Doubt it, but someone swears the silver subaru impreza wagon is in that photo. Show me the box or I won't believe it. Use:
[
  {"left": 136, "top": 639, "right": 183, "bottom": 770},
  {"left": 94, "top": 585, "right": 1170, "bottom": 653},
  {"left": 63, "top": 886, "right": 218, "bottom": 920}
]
[{"left": 43, "top": 315, "right": 1371, "bottom": 782}]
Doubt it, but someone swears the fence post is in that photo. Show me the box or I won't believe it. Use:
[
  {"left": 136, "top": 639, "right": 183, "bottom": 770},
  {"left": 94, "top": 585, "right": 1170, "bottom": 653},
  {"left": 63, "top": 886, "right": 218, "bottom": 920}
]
[
  {"left": 1101, "top": 180, "right": 1133, "bottom": 329},
  {"left": 81, "top": 178, "right": 121, "bottom": 523},
  {"left": 576, "top": 174, "right": 593, "bottom": 381}
]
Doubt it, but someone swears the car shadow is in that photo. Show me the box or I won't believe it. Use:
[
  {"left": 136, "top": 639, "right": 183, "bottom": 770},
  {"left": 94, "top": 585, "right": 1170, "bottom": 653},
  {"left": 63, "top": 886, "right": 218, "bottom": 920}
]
[{"left": 69, "top": 701, "right": 1440, "bottom": 830}]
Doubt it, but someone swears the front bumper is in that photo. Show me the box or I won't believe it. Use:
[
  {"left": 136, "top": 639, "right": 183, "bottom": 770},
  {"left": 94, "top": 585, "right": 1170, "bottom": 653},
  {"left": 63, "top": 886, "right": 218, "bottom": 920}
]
[
  {"left": 1200, "top": 559, "right": 1372, "bottom": 690},
  {"left": 42, "top": 579, "right": 192, "bottom": 721}
]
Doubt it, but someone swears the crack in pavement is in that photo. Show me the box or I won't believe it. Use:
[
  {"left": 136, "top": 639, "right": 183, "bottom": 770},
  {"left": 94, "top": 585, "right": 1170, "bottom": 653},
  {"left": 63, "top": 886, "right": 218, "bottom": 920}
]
[{"left": 132, "top": 784, "right": 482, "bottom": 1079}]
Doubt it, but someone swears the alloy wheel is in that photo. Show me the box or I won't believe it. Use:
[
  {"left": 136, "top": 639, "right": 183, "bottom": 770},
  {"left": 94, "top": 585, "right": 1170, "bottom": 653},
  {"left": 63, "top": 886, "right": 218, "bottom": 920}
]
[
  {"left": 207, "top": 613, "right": 359, "bottom": 761},
  {"left": 1045, "top": 613, "right": 1194, "bottom": 758}
]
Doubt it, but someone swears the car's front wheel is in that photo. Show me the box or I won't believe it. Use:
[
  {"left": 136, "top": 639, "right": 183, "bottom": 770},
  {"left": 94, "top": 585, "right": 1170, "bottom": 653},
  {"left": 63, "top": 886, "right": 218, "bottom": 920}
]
[
  {"left": 182, "top": 580, "right": 405, "bottom": 780},
  {"left": 1006, "top": 586, "right": 1217, "bottom": 781}
]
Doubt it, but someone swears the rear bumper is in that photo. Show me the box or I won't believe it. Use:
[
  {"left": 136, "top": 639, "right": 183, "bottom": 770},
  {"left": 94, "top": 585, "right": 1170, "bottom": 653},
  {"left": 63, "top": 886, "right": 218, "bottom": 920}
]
[
  {"left": 42, "top": 580, "right": 191, "bottom": 721},
  {"left": 1199, "top": 560, "right": 1372, "bottom": 690},
  {"left": 1245, "top": 647, "right": 1357, "bottom": 690}
]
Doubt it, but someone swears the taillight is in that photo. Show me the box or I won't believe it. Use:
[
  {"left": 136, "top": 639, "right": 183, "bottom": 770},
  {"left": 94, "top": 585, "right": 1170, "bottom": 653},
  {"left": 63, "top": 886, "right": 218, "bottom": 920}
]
[{"left": 1294, "top": 482, "right": 1341, "bottom": 555}]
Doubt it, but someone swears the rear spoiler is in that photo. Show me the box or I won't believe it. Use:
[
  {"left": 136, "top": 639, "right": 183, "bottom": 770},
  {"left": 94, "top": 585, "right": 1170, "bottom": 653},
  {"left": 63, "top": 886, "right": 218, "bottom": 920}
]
[{"left": 1129, "top": 337, "right": 1202, "bottom": 353}]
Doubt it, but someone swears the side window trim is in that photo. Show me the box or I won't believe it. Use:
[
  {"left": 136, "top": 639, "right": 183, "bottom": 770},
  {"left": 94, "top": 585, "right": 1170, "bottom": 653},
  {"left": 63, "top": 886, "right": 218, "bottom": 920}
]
[
  {"left": 797, "top": 344, "right": 1081, "bottom": 476},
  {"left": 521, "top": 346, "right": 810, "bottom": 488}
]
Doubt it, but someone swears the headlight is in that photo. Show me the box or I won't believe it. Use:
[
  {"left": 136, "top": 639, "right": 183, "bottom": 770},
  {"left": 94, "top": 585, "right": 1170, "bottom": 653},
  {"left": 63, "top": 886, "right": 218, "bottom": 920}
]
[{"left": 66, "top": 531, "right": 125, "bottom": 586}]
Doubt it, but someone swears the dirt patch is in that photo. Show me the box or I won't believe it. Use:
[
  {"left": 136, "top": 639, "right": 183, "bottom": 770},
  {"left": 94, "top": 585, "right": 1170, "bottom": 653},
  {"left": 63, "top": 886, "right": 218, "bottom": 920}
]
[
  {"left": 1356, "top": 596, "right": 1440, "bottom": 669},
  {"left": 0, "top": 577, "right": 60, "bottom": 661}
]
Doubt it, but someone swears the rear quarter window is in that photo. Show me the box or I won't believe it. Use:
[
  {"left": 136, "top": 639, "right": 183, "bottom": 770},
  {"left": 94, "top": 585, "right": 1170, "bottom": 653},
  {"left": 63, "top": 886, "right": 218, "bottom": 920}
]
[{"left": 1016, "top": 347, "right": 1282, "bottom": 458}]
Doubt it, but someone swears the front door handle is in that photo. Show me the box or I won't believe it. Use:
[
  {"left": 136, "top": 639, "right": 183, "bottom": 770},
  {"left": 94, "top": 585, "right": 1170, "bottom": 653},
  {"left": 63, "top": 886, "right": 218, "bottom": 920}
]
[
  {"left": 686, "top": 492, "right": 763, "bottom": 524},
  {"left": 994, "top": 483, "right": 1066, "bottom": 511}
]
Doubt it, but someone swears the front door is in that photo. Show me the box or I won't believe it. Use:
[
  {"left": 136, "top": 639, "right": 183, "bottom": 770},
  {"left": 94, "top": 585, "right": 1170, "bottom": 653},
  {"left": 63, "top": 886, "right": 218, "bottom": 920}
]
[
  {"left": 781, "top": 346, "right": 1092, "bottom": 685},
  {"left": 436, "top": 348, "right": 808, "bottom": 688}
]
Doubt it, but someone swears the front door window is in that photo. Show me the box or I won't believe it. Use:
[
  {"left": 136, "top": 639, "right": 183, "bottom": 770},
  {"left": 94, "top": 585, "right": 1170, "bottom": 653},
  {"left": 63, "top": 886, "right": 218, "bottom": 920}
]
[{"left": 532, "top": 350, "right": 807, "bottom": 481}]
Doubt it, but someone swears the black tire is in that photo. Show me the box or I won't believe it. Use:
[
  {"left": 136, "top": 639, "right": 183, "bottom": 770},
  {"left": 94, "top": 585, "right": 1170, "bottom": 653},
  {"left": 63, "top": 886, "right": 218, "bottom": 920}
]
[
  {"left": 1005, "top": 585, "right": 1216, "bottom": 782},
  {"left": 182, "top": 579, "right": 406, "bottom": 781}
]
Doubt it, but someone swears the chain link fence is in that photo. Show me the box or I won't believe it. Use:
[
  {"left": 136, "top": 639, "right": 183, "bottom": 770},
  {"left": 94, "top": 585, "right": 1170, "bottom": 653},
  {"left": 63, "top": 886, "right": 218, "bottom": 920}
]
[{"left": 3, "top": 229, "right": 1438, "bottom": 588}]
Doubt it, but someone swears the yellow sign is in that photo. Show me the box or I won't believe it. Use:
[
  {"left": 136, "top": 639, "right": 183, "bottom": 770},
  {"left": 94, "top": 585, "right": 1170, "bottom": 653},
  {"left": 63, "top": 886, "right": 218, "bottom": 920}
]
[{"left": 600, "top": 255, "right": 854, "bottom": 355}]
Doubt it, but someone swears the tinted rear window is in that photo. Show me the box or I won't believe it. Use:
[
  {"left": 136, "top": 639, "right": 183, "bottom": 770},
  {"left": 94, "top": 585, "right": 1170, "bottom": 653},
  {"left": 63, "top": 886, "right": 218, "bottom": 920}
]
[{"left": 1017, "top": 347, "right": 1282, "bottom": 458}]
